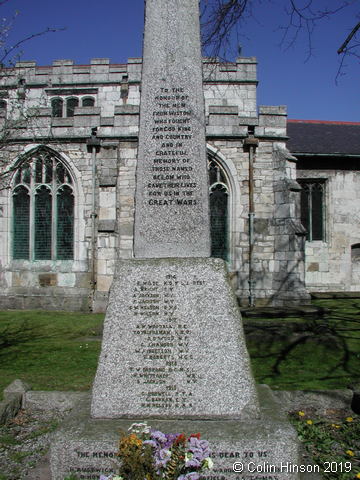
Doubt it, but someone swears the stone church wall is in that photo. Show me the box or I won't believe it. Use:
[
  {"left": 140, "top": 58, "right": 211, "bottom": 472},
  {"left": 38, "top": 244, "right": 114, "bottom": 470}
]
[
  {"left": 0, "top": 57, "right": 310, "bottom": 311},
  {"left": 297, "top": 168, "right": 360, "bottom": 292}
]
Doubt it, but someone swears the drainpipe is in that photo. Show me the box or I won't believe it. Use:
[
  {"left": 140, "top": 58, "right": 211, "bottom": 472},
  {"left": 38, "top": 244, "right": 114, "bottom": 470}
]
[
  {"left": 86, "top": 128, "right": 101, "bottom": 305},
  {"left": 244, "top": 135, "right": 259, "bottom": 307}
]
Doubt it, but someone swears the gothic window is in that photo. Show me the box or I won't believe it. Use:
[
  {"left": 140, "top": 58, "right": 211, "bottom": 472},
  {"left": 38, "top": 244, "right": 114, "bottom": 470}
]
[
  {"left": 51, "top": 98, "right": 63, "bottom": 117},
  {"left": 299, "top": 179, "right": 325, "bottom": 241},
  {"left": 82, "top": 97, "right": 95, "bottom": 107},
  {"left": 12, "top": 147, "right": 74, "bottom": 260},
  {"left": 208, "top": 158, "right": 229, "bottom": 261},
  {"left": 66, "top": 97, "right": 79, "bottom": 117}
]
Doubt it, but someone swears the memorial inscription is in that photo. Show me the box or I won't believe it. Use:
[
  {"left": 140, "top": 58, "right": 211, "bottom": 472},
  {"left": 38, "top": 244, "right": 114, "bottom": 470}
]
[
  {"left": 54, "top": 437, "right": 295, "bottom": 480},
  {"left": 91, "top": 258, "right": 258, "bottom": 419},
  {"left": 129, "top": 272, "right": 199, "bottom": 411},
  {"left": 148, "top": 86, "right": 197, "bottom": 205}
]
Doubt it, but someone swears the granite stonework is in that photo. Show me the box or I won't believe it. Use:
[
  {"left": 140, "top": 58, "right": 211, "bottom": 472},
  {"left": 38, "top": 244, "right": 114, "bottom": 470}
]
[
  {"left": 91, "top": 258, "right": 258, "bottom": 419},
  {"left": 51, "top": 387, "right": 313, "bottom": 480},
  {"left": 133, "top": 0, "right": 210, "bottom": 258},
  {"left": 50, "top": 0, "right": 306, "bottom": 477}
]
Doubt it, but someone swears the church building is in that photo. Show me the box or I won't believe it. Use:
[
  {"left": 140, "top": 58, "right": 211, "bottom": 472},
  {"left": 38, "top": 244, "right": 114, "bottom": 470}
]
[{"left": 0, "top": 57, "right": 358, "bottom": 311}]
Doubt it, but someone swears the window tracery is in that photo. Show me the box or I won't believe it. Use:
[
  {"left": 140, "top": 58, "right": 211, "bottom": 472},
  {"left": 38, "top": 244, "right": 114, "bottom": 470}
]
[{"left": 12, "top": 147, "right": 74, "bottom": 260}]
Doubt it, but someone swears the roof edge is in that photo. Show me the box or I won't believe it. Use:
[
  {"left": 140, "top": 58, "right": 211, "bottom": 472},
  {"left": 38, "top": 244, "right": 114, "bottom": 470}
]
[{"left": 288, "top": 119, "right": 360, "bottom": 126}]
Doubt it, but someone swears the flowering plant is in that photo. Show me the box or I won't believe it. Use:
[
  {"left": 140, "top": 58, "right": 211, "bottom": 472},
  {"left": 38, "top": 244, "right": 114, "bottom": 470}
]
[{"left": 100, "top": 422, "right": 213, "bottom": 480}]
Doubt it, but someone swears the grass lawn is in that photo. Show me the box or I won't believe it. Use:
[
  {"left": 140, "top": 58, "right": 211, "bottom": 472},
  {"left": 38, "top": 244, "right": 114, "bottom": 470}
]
[
  {"left": 0, "top": 310, "right": 104, "bottom": 399},
  {"left": 0, "top": 299, "right": 359, "bottom": 398},
  {"left": 245, "top": 298, "right": 360, "bottom": 390}
]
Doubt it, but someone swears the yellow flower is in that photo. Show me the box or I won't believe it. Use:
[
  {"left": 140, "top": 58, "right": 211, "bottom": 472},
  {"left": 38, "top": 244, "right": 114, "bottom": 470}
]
[
  {"left": 128, "top": 433, "right": 142, "bottom": 446},
  {"left": 355, "top": 473, "right": 360, "bottom": 479},
  {"left": 298, "top": 411, "right": 305, "bottom": 417},
  {"left": 306, "top": 420, "right": 313, "bottom": 425},
  {"left": 346, "top": 449, "right": 354, "bottom": 456},
  {"left": 331, "top": 424, "right": 341, "bottom": 429},
  {"left": 346, "top": 417, "right": 353, "bottom": 422}
]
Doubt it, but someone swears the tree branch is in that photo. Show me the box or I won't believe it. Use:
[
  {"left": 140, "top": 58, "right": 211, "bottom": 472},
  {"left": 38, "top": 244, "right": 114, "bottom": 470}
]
[
  {"left": 0, "top": 26, "right": 65, "bottom": 65},
  {"left": 338, "top": 21, "right": 360, "bottom": 54}
]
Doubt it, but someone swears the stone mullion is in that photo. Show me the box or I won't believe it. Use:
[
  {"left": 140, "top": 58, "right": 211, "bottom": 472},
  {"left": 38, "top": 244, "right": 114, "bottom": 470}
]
[
  {"left": 29, "top": 161, "right": 36, "bottom": 260},
  {"left": 51, "top": 158, "right": 57, "bottom": 260}
]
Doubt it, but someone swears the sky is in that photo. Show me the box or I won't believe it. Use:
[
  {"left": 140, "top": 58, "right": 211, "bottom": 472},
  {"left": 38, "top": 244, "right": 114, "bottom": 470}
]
[{"left": 1, "top": 0, "right": 359, "bottom": 122}]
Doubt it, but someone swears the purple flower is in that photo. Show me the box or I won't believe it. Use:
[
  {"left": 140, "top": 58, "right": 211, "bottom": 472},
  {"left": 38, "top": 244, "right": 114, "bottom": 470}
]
[
  {"left": 185, "top": 457, "right": 202, "bottom": 468},
  {"left": 156, "top": 447, "right": 171, "bottom": 464},
  {"left": 188, "top": 437, "right": 211, "bottom": 460},
  {"left": 178, "top": 473, "right": 200, "bottom": 480},
  {"left": 143, "top": 439, "right": 157, "bottom": 447},
  {"left": 151, "top": 430, "right": 168, "bottom": 443}
]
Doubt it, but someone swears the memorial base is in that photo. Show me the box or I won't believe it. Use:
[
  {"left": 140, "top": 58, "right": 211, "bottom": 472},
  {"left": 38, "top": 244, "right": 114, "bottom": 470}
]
[
  {"left": 50, "top": 385, "right": 318, "bottom": 480},
  {"left": 91, "top": 258, "right": 259, "bottom": 420}
]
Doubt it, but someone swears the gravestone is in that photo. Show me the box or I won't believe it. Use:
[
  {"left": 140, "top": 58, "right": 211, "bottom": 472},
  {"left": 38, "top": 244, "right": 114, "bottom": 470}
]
[{"left": 50, "top": 1, "right": 311, "bottom": 478}]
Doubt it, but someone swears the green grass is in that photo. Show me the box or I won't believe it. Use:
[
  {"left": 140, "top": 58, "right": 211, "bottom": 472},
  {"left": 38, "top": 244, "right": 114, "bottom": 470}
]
[
  {"left": 246, "top": 298, "right": 360, "bottom": 390},
  {"left": 0, "top": 310, "right": 104, "bottom": 398},
  {"left": 0, "top": 299, "right": 359, "bottom": 396}
]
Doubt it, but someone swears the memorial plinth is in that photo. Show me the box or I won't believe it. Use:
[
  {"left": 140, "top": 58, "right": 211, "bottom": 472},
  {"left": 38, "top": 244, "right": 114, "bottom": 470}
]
[
  {"left": 51, "top": 387, "right": 303, "bottom": 480},
  {"left": 50, "top": 0, "right": 309, "bottom": 478},
  {"left": 91, "top": 258, "right": 258, "bottom": 419}
]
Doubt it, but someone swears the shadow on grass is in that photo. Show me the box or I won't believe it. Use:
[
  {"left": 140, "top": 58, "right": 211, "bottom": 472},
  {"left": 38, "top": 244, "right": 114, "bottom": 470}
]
[
  {"left": 245, "top": 302, "right": 360, "bottom": 389},
  {"left": 0, "top": 320, "right": 46, "bottom": 356}
]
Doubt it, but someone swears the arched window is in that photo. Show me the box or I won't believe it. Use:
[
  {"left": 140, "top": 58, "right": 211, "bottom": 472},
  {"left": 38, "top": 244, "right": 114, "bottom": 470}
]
[
  {"left": 82, "top": 97, "right": 95, "bottom": 107},
  {"left": 0, "top": 100, "right": 7, "bottom": 110},
  {"left": 299, "top": 179, "right": 325, "bottom": 241},
  {"left": 12, "top": 147, "right": 74, "bottom": 261},
  {"left": 51, "top": 98, "right": 63, "bottom": 117},
  {"left": 208, "top": 158, "right": 229, "bottom": 261},
  {"left": 66, "top": 97, "right": 79, "bottom": 117}
]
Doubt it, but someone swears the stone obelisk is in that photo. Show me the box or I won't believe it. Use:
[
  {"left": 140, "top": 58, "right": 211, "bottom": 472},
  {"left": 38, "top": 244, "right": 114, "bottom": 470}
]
[
  {"left": 90, "top": 0, "right": 258, "bottom": 419},
  {"left": 133, "top": 0, "right": 211, "bottom": 258}
]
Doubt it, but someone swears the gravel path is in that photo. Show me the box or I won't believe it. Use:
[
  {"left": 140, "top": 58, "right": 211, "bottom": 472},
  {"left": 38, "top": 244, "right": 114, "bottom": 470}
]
[{"left": 0, "top": 409, "right": 65, "bottom": 480}]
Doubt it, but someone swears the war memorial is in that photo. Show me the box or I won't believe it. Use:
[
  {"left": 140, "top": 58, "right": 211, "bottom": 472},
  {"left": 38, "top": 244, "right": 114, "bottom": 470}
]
[{"left": 49, "top": 1, "right": 311, "bottom": 478}]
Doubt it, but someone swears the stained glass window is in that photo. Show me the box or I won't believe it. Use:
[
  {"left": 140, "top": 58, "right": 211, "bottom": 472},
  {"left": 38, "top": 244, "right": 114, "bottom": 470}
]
[
  {"left": 12, "top": 147, "right": 74, "bottom": 260},
  {"left": 57, "top": 186, "right": 74, "bottom": 260},
  {"left": 299, "top": 180, "right": 325, "bottom": 241},
  {"left": 34, "top": 186, "right": 52, "bottom": 259},
  {"left": 13, "top": 186, "right": 30, "bottom": 259},
  {"left": 208, "top": 159, "right": 229, "bottom": 261}
]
